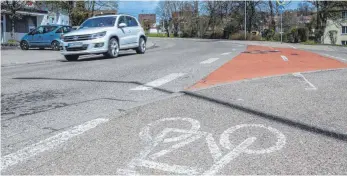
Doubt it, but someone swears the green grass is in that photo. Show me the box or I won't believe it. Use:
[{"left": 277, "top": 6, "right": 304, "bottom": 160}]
[
  {"left": 300, "top": 40, "right": 317, "bottom": 45},
  {"left": 146, "top": 33, "right": 175, "bottom": 38}
]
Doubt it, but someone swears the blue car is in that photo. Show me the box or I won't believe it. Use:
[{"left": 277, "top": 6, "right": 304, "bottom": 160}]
[{"left": 20, "top": 25, "right": 72, "bottom": 51}]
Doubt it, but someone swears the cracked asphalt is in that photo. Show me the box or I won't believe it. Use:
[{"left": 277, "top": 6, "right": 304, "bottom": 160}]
[{"left": 1, "top": 38, "right": 347, "bottom": 175}]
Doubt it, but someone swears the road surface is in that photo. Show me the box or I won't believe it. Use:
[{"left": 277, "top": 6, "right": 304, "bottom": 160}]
[{"left": 1, "top": 38, "right": 347, "bottom": 175}]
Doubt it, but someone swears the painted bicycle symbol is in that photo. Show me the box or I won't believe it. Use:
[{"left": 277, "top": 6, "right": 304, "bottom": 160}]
[{"left": 118, "top": 117, "right": 286, "bottom": 175}]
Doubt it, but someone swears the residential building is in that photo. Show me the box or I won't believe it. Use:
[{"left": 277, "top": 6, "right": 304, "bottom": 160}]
[
  {"left": 323, "top": 10, "right": 347, "bottom": 45},
  {"left": 1, "top": 1, "right": 69, "bottom": 43},
  {"left": 138, "top": 14, "right": 156, "bottom": 29}
]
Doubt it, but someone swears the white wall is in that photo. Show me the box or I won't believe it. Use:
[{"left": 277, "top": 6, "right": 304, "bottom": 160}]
[
  {"left": 4, "top": 32, "right": 27, "bottom": 42},
  {"left": 323, "top": 19, "right": 347, "bottom": 45}
]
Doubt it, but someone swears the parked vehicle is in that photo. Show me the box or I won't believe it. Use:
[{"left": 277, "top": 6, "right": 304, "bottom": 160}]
[
  {"left": 60, "top": 14, "right": 146, "bottom": 61},
  {"left": 72, "top": 26, "right": 79, "bottom": 31},
  {"left": 20, "top": 25, "right": 72, "bottom": 51}
]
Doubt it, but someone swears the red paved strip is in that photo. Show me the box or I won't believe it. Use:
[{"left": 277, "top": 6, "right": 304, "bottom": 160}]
[{"left": 191, "top": 45, "right": 347, "bottom": 89}]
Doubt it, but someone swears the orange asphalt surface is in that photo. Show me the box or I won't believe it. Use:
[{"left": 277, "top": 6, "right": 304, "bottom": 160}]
[{"left": 191, "top": 45, "right": 347, "bottom": 89}]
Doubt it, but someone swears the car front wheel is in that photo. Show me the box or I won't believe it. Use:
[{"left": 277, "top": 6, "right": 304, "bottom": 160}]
[
  {"left": 104, "top": 38, "right": 119, "bottom": 58},
  {"left": 64, "top": 55, "right": 79, "bottom": 61},
  {"left": 51, "top": 41, "right": 60, "bottom": 51},
  {"left": 20, "top": 41, "right": 29, "bottom": 50},
  {"left": 136, "top": 37, "right": 146, "bottom": 54}
]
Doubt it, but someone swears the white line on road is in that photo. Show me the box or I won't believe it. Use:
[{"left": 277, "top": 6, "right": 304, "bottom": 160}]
[
  {"left": 1, "top": 118, "right": 109, "bottom": 171},
  {"left": 288, "top": 45, "right": 296, "bottom": 49},
  {"left": 293, "top": 72, "right": 317, "bottom": 90},
  {"left": 281, "top": 55, "right": 289, "bottom": 61},
  {"left": 232, "top": 48, "right": 237, "bottom": 51},
  {"left": 200, "top": 58, "right": 220, "bottom": 64},
  {"left": 220, "top": 52, "right": 231, "bottom": 56},
  {"left": 131, "top": 73, "right": 186, "bottom": 90},
  {"left": 324, "top": 54, "right": 346, "bottom": 61}
]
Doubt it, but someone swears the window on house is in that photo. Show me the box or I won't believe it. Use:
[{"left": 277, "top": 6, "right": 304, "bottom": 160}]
[
  {"left": 342, "top": 26, "right": 347, "bottom": 34},
  {"left": 342, "top": 41, "right": 347, "bottom": 45},
  {"left": 342, "top": 11, "right": 347, "bottom": 19}
]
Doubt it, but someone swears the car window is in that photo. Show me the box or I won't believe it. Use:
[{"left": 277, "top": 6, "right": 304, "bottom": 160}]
[
  {"left": 36, "top": 26, "right": 44, "bottom": 34},
  {"left": 118, "top": 16, "right": 127, "bottom": 26},
  {"left": 43, "top": 26, "right": 58, "bottom": 33},
  {"left": 63, "top": 26, "right": 71, "bottom": 33},
  {"left": 126, "top": 16, "right": 138, "bottom": 27},
  {"left": 80, "top": 17, "right": 117, "bottom": 29},
  {"left": 56, "top": 27, "right": 63, "bottom": 33}
]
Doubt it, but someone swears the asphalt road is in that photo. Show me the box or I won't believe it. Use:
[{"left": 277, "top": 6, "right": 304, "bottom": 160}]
[{"left": 1, "top": 38, "right": 347, "bottom": 175}]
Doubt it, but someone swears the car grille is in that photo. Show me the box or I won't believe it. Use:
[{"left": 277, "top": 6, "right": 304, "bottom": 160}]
[
  {"left": 64, "top": 34, "right": 91, "bottom": 42},
  {"left": 65, "top": 44, "right": 88, "bottom": 51}
]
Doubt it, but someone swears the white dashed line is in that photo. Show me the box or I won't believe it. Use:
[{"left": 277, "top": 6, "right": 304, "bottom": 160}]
[
  {"left": 200, "top": 58, "right": 220, "bottom": 64},
  {"left": 293, "top": 72, "right": 317, "bottom": 90},
  {"left": 131, "top": 73, "right": 186, "bottom": 90},
  {"left": 221, "top": 52, "right": 231, "bottom": 56},
  {"left": 288, "top": 45, "right": 296, "bottom": 49},
  {"left": 1, "top": 118, "right": 109, "bottom": 171},
  {"left": 281, "top": 55, "right": 289, "bottom": 61},
  {"left": 324, "top": 54, "right": 346, "bottom": 61}
]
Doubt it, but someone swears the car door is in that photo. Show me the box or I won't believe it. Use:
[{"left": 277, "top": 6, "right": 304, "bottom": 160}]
[
  {"left": 32, "top": 26, "right": 44, "bottom": 46},
  {"left": 42, "top": 26, "right": 58, "bottom": 45},
  {"left": 126, "top": 16, "right": 140, "bottom": 45},
  {"left": 117, "top": 16, "right": 131, "bottom": 46}
]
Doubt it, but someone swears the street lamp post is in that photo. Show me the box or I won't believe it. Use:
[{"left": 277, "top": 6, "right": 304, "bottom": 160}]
[{"left": 244, "top": 0, "right": 247, "bottom": 40}]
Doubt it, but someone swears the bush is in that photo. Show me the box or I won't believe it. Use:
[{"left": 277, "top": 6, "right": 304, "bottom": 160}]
[
  {"left": 230, "top": 32, "right": 261, "bottom": 41},
  {"left": 263, "top": 29, "right": 275, "bottom": 40},
  {"left": 297, "top": 27, "right": 309, "bottom": 42},
  {"left": 301, "top": 40, "right": 317, "bottom": 45}
]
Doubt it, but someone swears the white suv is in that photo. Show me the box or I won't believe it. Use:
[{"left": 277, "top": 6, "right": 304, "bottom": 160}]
[{"left": 61, "top": 14, "right": 146, "bottom": 61}]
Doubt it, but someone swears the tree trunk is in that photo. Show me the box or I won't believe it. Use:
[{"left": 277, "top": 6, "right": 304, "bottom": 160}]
[
  {"left": 269, "top": 1, "right": 276, "bottom": 32},
  {"left": 11, "top": 17, "right": 15, "bottom": 40}
]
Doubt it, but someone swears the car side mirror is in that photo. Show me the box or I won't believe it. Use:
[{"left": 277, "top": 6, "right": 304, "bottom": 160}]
[{"left": 118, "top": 23, "right": 127, "bottom": 28}]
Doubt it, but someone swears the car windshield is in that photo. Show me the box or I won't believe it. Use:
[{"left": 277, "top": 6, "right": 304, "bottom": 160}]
[{"left": 79, "top": 17, "right": 117, "bottom": 29}]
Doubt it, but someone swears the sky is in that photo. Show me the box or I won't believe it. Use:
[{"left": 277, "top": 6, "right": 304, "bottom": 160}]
[{"left": 118, "top": 0, "right": 303, "bottom": 19}]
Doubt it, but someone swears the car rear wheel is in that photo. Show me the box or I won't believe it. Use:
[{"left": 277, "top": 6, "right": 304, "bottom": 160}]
[
  {"left": 136, "top": 37, "right": 146, "bottom": 54},
  {"left": 20, "top": 41, "right": 29, "bottom": 50},
  {"left": 64, "top": 55, "right": 79, "bottom": 61},
  {"left": 51, "top": 41, "right": 60, "bottom": 51},
  {"left": 104, "top": 38, "right": 119, "bottom": 58}
]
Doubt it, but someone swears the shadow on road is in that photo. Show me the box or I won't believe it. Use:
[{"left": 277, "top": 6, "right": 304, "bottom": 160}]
[
  {"left": 12, "top": 76, "right": 347, "bottom": 142},
  {"left": 60, "top": 53, "right": 137, "bottom": 62}
]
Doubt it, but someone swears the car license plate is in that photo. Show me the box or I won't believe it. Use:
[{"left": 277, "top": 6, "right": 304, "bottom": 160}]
[{"left": 68, "top": 42, "right": 83, "bottom": 48}]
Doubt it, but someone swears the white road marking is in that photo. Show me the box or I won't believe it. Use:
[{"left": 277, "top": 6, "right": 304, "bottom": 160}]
[
  {"left": 1, "top": 118, "right": 109, "bottom": 171},
  {"left": 220, "top": 124, "right": 286, "bottom": 154},
  {"left": 221, "top": 52, "right": 231, "bottom": 56},
  {"left": 200, "top": 58, "right": 220, "bottom": 64},
  {"left": 120, "top": 117, "right": 286, "bottom": 175},
  {"left": 293, "top": 72, "right": 317, "bottom": 90},
  {"left": 203, "top": 137, "right": 256, "bottom": 175},
  {"left": 205, "top": 133, "right": 223, "bottom": 162},
  {"left": 232, "top": 48, "right": 237, "bottom": 51},
  {"left": 131, "top": 159, "right": 199, "bottom": 175},
  {"left": 149, "top": 133, "right": 203, "bottom": 160},
  {"left": 281, "top": 55, "right": 289, "bottom": 61},
  {"left": 131, "top": 73, "right": 185, "bottom": 90},
  {"left": 288, "top": 45, "right": 296, "bottom": 49},
  {"left": 324, "top": 54, "right": 346, "bottom": 61}
]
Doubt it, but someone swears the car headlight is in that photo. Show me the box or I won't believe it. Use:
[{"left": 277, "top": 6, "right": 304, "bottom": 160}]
[{"left": 90, "top": 31, "right": 106, "bottom": 39}]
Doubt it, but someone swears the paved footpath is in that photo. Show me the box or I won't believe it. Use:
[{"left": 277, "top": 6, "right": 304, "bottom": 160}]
[{"left": 1, "top": 38, "right": 347, "bottom": 175}]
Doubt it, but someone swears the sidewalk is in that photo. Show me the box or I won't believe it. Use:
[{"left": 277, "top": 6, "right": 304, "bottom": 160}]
[{"left": 1, "top": 40, "right": 156, "bottom": 67}]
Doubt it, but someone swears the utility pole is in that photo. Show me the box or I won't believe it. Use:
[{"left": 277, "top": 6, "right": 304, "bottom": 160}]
[
  {"left": 281, "top": 12, "right": 283, "bottom": 43},
  {"left": 244, "top": 0, "right": 247, "bottom": 40}
]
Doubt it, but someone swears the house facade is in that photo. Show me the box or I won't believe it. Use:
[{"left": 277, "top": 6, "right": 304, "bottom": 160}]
[
  {"left": 1, "top": 2, "right": 69, "bottom": 43},
  {"left": 323, "top": 10, "right": 347, "bottom": 45}
]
